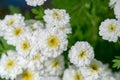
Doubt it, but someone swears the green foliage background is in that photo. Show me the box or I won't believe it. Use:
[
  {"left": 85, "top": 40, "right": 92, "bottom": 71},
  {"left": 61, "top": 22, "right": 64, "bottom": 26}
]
[{"left": 0, "top": 0, "right": 120, "bottom": 79}]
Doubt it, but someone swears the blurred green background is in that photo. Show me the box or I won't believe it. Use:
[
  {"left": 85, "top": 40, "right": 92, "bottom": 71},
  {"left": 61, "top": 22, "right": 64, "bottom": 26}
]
[{"left": 0, "top": 0, "right": 120, "bottom": 75}]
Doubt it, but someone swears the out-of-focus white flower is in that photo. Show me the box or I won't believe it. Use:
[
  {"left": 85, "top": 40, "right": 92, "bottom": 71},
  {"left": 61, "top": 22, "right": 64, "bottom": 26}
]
[
  {"left": 44, "top": 56, "right": 65, "bottom": 76},
  {"left": 25, "top": 20, "right": 44, "bottom": 32},
  {"left": 99, "top": 19, "right": 120, "bottom": 42},
  {"left": 114, "top": 0, "right": 120, "bottom": 19},
  {"left": 25, "top": 0, "right": 47, "bottom": 6},
  {"left": 0, "top": 51, "right": 22, "bottom": 80},
  {"left": 69, "top": 41, "right": 94, "bottom": 67},
  {"left": 39, "top": 28, "right": 68, "bottom": 58},
  {"left": 63, "top": 66, "right": 85, "bottom": 80},
  {"left": 43, "top": 9, "right": 70, "bottom": 26}
]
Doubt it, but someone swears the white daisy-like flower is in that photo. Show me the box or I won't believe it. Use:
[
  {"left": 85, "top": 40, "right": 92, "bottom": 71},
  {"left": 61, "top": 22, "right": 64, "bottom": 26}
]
[
  {"left": 99, "top": 19, "right": 120, "bottom": 42},
  {"left": 80, "top": 59, "right": 104, "bottom": 80},
  {"left": 4, "top": 24, "right": 25, "bottom": 46},
  {"left": 43, "top": 9, "right": 70, "bottom": 26},
  {"left": 46, "top": 23, "right": 72, "bottom": 34},
  {"left": 63, "top": 66, "right": 85, "bottom": 80},
  {"left": 114, "top": 0, "right": 120, "bottom": 19},
  {"left": 40, "top": 76, "right": 61, "bottom": 80},
  {"left": 16, "top": 33, "right": 35, "bottom": 57},
  {"left": 25, "top": 0, "right": 47, "bottom": 6},
  {"left": 69, "top": 41, "right": 94, "bottom": 67},
  {"left": 2, "top": 14, "right": 25, "bottom": 28},
  {"left": 16, "top": 68, "right": 40, "bottom": 80},
  {"left": 0, "top": 51, "right": 22, "bottom": 80},
  {"left": 39, "top": 28, "right": 68, "bottom": 58},
  {"left": 44, "top": 56, "right": 65, "bottom": 76}
]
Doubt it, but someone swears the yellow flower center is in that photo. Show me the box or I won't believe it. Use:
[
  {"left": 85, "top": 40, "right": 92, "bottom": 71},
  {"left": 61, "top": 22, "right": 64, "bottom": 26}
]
[
  {"left": 59, "top": 26, "right": 65, "bottom": 30},
  {"left": 33, "top": 54, "right": 41, "bottom": 60},
  {"left": 108, "top": 24, "right": 117, "bottom": 32},
  {"left": 53, "top": 12, "right": 62, "bottom": 20},
  {"left": 5, "top": 60, "right": 15, "bottom": 69},
  {"left": 13, "top": 27, "right": 23, "bottom": 36},
  {"left": 74, "top": 72, "right": 83, "bottom": 80},
  {"left": 8, "top": 19, "right": 15, "bottom": 26},
  {"left": 47, "top": 35, "right": 60, "bottom": 48},
  {"left": 90, "top": 64, "right": 99, "bottom": 72},
  {"left": 78, "top": 50, "right": 87, "bottom": 59},
  {"left": 51, "top": 60, "right": 60, "bottom": 68},
  {"left": 22, "top": 70, "right": 34, "bottom": 80},
  {"left": 21, "top": 40, "right": 30, "bottom": 51}
]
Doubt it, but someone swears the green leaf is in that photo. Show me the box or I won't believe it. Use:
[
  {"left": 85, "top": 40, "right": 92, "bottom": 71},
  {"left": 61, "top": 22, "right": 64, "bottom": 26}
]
[
  {"left": 32, "top": 6, "right": 44, "bottom": 20},
  {"left": 113, "top": 56, "right": 120, "bottom": 69}
]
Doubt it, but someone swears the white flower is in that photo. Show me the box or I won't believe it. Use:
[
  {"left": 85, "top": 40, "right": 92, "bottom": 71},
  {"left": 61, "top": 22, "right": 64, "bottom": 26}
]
[
  {"left": 63, "top": 66, "right": 85, "bottom": 80},
  {"left": 99, "top": 19, "right": 120, "bottom": 42},
  {"left": 44, "top": 56, "right": 65, "bottom": 76},
  {"left": 69, "top": 41, "right": 94, "bottom": 67},
  {"left": 16, "top": 69, "right": 40, "bottom": 80},
  {"left": 114, "top": 0, "right": 120, "bottom": 19},
  {"left": 80, "top": 59, "right": 104, "bottom": 80},
  {"left": 2, "top": 14, "right": 25, "bottom": 28},
  {"left": 39, "top": 28, "right": 68, "bottom": 58},
  {"left": 0, "top": 51, "right": 22, "bottom": 80},
  {"left": 43, "top": 9, "right": 70, "bottom": 26},
  {"left": 25, "top": 0, "right": 47, "bottom": 6},
  {"left": 16, "top": 33, "right": 35, "bottom": 57},
  {"left": 4, "top": 24, "right": 25, "bottom": 46}
]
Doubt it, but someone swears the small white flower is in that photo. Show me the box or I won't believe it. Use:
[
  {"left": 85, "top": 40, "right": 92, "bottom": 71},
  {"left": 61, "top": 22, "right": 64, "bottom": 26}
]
[
  {"left": 25, "top": 0, "right": 47, "bottom": 6},
  {"left": 3, "top": 14, "right": 25, "bottom": 28},
  {"left": 44, "top": 56, "right": 65, "bottom": 76},
  {"left": 99, "top": 19, "right": 120, "bottom": 42},
  {"left": 63, "top": 66, "right": 85, "bottom": 80},
  {"left": 16, "top": 33, "right": 35, "bottom": 57},
  {"left": 43, "top": 9, "right": 70, "bottom": 26},
  {"left": 80, "top": 59, "right": 104, "bottom": 80},
  {"left": 0, "top": 51, "right": 22, "bottom": 80},
  {"left": 114, "top": 0, "right": 120, "bottom": 19},
  {"left": 16, "top": 68, "right": 40, "bottom": 80},
  {"left": 69, "top": 41, "right": 94, "bottom": 67},
  {"left": 39, "top": 28, "right": 68, "bottom": 58},
  {"left": 4, "top": 24, "right": 25, "bottom": 46}
]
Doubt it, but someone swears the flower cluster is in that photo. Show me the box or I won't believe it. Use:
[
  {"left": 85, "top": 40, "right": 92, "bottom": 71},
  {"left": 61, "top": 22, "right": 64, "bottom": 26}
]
[
  {"left": 0, "top": 8, "right": 71, "bottom": 80},
  {"left": 99, "top": 0, "right": 120, "bottom": 42}
]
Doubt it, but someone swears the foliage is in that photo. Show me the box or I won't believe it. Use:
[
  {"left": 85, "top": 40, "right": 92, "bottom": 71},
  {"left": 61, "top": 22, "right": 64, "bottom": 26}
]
[
  {"left": 113, "top": 56, "right": 120, "bottom": 69},
  {"left": 0, "top": 37, "right": 15, "bottom": 57}
]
